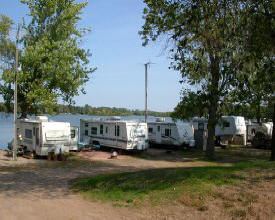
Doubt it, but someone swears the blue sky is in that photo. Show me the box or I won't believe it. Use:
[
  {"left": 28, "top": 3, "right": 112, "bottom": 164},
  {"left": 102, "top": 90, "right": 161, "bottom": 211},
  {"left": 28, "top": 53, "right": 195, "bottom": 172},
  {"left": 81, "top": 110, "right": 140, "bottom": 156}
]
[{"left": 1, "top": 0, "right": 183, "bottom": 112}]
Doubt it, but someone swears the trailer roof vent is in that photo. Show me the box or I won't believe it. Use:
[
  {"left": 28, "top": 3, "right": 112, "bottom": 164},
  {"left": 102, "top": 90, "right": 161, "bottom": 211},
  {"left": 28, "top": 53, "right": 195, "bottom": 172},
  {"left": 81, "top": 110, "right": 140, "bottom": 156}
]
[
  {"left": 36, "top": 116, "right": 48, "bottom": 122},
  {"left": 156, "top": 117, "right": 165, "bottom": 122},
  {"left": 107, "top": 116, "right": 121, "bottom": 121}
]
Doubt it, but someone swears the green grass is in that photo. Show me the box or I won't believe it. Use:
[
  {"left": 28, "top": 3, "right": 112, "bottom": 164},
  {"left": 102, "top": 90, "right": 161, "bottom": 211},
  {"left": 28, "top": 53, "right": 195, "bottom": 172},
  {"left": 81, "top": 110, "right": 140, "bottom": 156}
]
[{"left": 70, "top": 161, "right": 275, "bottom": 207}]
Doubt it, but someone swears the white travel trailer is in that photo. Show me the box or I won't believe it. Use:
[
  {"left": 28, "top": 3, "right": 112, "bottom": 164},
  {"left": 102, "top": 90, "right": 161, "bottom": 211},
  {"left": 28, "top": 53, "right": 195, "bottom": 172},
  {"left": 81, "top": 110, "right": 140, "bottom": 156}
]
[
  {"left": 192, "top": 116, "right": 247, "bottom": 146},
  {"left": 247, "top": 121, "right": 273, "bottom": 142},
  {"left": 147, "top": 119, "right": 195, "bottom": 147},
  {"left": 15, "top": 116, "right": 71, "bottom": 156},
  {"left": 80, "top": 118, "right": 149, "bottom": 151},
  {"left": 246, "top": 121, "right": 273, "bottom": 149}
]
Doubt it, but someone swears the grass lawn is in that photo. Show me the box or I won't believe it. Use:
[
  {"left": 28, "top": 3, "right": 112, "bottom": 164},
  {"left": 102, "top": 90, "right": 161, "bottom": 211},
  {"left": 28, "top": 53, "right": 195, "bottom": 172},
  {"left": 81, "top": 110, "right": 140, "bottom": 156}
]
[{"left": 71, "top": 148, "right": 275, "bottom": 207}]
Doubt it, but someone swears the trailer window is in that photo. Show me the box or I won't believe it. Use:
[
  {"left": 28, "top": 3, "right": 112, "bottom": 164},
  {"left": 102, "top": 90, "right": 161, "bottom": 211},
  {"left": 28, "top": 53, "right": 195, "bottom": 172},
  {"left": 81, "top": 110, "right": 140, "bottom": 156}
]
[
  {"left": 115, "top": 125, "right": 120, "bottom": 137},
  {"left": 165, "top": 129, "right": 171, "bottom": 137},
  {"left": 45, "top": 131, "right": 69, "bottom": 140},
  {"left": 91, "top": 127, "right": 97, "bottom": 135},
  {"left": 85, "top": 130, "right": 88, "bottom": 136},
  {"left": 148, "top": 127, "right": 153, "bottom": 133},
  {"left": 198, "top": 123, "right": 204, "bottom": 130},
  {"left": 85, "top": 123, "right": 88, "bottom": 127},
  {"left": 71, "top": 129, "right": 76, "bottom": 138},
  {"left": 135, "top": 128, "right": 146, "bottom": 138},
  {"left": 33, "top": 127, "right": 35, "bottom": 135},
  {"left": 36, "top": 128, "right": 39, "bottom": 145},
  {"left": 157, "top": 126, "right": 160, "bottom": 132},
  {"left": 105, "top": 126, "right": 108, "bottom": 134},
  {"left": 223, "top": 121, "right": 230, "bottom": 128},
  {"left": 25, "top": 129, "right": 32, "bottom": 139},
  {"left": 100, "top": 125, "right": 104, "bottom": 135}
]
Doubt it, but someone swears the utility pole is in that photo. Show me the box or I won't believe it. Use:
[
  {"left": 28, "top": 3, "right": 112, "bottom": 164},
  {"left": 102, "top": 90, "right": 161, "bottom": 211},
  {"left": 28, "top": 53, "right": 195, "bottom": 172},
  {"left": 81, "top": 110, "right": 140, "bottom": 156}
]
[
  {"left": 144, "top": 62, "right": 154, "bottom": 122},
  {"left": 13, "top": 25, "right": 20, "bottom": 161},
  {"left": 144, "top": 63, "right": 149, "bottom": 122}
]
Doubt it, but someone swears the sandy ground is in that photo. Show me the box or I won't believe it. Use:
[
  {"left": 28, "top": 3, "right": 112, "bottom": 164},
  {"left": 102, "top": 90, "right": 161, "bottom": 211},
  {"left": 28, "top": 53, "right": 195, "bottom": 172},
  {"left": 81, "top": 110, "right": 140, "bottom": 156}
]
[{"left": 0, "top": 149, "right": 274, "bottom": 220}]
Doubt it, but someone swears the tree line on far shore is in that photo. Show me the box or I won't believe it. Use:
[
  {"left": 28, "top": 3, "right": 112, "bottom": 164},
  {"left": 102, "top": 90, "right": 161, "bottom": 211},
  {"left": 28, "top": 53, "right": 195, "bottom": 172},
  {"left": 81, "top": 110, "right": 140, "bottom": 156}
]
[
  {"left": 0, "top": 102, "right": 170, "bottom": 117},
  {"left": 1, "top": 101, "right": 273, "bottom": 121}
]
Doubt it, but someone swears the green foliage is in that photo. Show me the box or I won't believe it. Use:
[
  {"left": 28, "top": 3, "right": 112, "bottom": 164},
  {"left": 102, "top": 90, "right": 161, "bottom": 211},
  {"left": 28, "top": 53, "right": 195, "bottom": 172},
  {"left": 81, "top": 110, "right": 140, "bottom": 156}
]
[
  {"left": 54, "top": 104, "right": 170, "bottom": 117},
  {"left": 0, "top": 0, "right": 95, "bottom": 117},
  {"left": 172, "top": 94, "right": 274, "bottom": 121},
  {"left": 0, "top": 15, "right": 15, "bottom": 113},
  {"left": 141, "top": 0, "right": 274, "bottom": 129},
  {"left": 231, "top": 0, "right": 274, "bottom": 122},
  {"left": 171, "top": 90, "right": 208, "bottom": 120},
  {"left": 140, "top": 0, "right": 241, "bottom": 86},
  {"left": 0, "top": 15, "right": 13, "bottom": 38}
]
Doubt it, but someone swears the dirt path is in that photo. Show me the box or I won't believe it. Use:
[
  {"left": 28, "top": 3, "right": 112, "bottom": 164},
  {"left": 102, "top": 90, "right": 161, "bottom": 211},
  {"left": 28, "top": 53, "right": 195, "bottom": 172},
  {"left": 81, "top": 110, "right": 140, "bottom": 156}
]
[{"left": 0, "top": 149, "right": 274, "bottom": 220}]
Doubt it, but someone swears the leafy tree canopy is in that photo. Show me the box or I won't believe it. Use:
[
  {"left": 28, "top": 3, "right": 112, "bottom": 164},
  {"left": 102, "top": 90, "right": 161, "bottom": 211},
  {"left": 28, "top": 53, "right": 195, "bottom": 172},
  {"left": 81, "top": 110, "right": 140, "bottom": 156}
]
[
  {"left": 140, "top": 0, "right": 244, "bottom": 157},
  {"left": 0, "top": 0, "right": 95, "bottom": 117},
  {"left": 231, "top": 0, "right": 274, "bottom": 122}
]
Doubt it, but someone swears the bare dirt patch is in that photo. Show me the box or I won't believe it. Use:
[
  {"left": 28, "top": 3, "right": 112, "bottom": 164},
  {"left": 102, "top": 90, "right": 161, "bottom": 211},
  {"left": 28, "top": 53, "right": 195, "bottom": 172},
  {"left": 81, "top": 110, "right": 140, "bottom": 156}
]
[
  {"left": 211, "top": 179, "right": 275, "bottom": 220},
  {"left": 76, "top": 148, "right": 219, "bottom": 169}
]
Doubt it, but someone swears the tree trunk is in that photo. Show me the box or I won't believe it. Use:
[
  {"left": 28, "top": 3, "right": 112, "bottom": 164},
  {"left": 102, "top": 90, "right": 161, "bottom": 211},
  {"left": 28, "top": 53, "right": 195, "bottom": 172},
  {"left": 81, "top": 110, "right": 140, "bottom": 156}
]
[
  {"left": 270, "top": 103, "right": 275, "bottom": 161},
  {"left": 206, "top": 56, "right": 220, "bottom": 159},
  {"left": 207, "top": 104, "right": 218, "bottom": 158},
  {"left": 21, "top": 112, "right": 28, "bottom": 119},
  {"left": 256, "top": 100, "right": 261, "bottom": 123},
  {"left": 19, "top": 101, "right": 29, "bottom": 119}
]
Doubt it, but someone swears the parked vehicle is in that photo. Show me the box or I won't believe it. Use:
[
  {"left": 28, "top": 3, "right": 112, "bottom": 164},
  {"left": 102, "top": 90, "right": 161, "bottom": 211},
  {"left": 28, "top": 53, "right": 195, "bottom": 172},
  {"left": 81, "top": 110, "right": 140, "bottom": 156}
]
[
  {"left": 13, "top": 116, "right": 73, "bottom": 157},
  {"left": 147, "top": 118, "right": 195, "bottom": 147},
  {"left": 192, "top": 116, "right": 247, "bottom": 146},
  {"left": 247, "top": 121, "right": 273, "bottom": 149},
  {"left": 80, "top": 117, "right": 149, "bottom": 151}
]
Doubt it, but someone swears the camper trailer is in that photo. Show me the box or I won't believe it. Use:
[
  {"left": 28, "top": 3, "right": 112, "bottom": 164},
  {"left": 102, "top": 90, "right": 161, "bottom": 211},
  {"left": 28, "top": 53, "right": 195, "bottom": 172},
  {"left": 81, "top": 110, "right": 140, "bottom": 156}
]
[
  {"left": 15, "top": 116, "right": 71, "bottom": 156},
  {"left": 192, "top": 116, "right": 247, "bottom": 146},
  {"left": 147, "top": 119, "right": 195, "bottom": 147},
  {"left": 80, "top": 118, "right": 149, "bottom": 151},
  {"left": 246, "top": 121, "right": 273, "bottom": 149}
]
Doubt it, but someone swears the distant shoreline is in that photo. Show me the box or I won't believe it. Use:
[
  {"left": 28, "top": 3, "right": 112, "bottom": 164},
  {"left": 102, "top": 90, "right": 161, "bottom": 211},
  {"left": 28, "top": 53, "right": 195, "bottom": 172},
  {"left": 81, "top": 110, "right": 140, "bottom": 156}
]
[{"left": 0, "top": 103, "right": 171, "bottom": 118}]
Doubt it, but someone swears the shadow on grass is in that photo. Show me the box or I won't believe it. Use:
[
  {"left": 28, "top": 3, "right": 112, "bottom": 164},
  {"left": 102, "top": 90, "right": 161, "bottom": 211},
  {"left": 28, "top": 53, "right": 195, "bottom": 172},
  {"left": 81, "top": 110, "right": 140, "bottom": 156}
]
[
  {"left": 132, "top": 147, "right": 271, "bottom": 164},
  {"left": 70, "top": 160, "right": 275, "bottom": 206}
]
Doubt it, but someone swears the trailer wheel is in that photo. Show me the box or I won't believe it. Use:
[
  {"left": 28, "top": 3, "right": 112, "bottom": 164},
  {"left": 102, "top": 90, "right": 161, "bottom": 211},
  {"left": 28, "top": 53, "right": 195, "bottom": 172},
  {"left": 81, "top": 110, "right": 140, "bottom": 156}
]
[
  {"left": 215, "top": 137, "right": 221, "bottom": 146},
  {"left": 31, "top": 151, "right": 38, "bottom": 159},
  {"left": 92, "top": 141, "right": 101, "bottom": 150},
  {"left": 53, "top": 154, "right": 58, "bottom": 161}
]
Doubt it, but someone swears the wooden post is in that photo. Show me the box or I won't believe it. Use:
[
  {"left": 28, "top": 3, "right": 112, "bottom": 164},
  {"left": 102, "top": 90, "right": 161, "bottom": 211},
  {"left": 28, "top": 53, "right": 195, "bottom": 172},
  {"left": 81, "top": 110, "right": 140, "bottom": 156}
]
[
  {"left": 144, "top": 63, "right": 148, "bottom": 123},
  {"left": 13, "top": 25, "right": 20, "bottom": 161}
]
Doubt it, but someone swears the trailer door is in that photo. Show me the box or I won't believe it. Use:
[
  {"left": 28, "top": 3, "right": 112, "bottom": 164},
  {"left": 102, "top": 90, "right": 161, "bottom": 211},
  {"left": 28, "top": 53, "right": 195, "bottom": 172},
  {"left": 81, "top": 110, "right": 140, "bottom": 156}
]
[
  {"left": 35, "top": 127, "right": 40, "bottom": 150},
  {"left": 156, "top": 124, "right": 161, "bottom": 144}
]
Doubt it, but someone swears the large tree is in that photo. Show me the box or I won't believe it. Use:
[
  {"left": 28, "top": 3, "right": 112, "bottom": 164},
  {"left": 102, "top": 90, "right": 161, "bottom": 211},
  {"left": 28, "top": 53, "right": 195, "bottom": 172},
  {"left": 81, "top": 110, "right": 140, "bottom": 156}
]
[
  {"left": 140, "top": 0, "right": 242, "bottom": 158},
  {"left": 233, "top": 0, "right": 274, "bottom": 123},
  {"left": 236, "top": 0, "right": 274, "bottom": 160},
  {"left": 0, "top": 15, "right": 16, "bottom": 112},
  {"left": 0, "top": 0, "right": 95, "bottom": 117}
]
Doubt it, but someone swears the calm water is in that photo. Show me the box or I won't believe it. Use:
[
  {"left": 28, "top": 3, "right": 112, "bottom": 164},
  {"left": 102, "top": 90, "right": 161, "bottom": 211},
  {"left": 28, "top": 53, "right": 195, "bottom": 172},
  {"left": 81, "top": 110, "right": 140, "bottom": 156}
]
[{"left": 0, "top": 113, "right": 170, "bottom": 149}]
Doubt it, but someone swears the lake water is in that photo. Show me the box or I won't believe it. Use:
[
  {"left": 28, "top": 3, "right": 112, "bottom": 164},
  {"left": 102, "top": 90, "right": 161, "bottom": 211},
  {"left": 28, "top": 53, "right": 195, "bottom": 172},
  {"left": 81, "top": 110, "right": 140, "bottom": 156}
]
[{"left": 0, "top": 113, "right": 170, "bottom": 150}]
